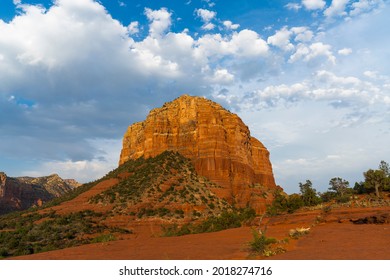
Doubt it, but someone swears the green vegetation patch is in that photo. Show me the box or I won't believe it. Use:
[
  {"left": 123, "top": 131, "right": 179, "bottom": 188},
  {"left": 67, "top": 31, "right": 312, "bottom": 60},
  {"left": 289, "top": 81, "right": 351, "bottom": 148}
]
[
  {"left": 0, "top": 210, "right": 131, "bottom": 258},
  {"left": 248, "top": 229, "right": 287, "bottom": 257},
  {"left": 161, "top": 207, "right": 256, "bottom": 236},
  {"left": 91, "top": 233, "right": 116, "bottom": 243},
  {"left": 249, "top": 229, "right": 278, "bottom": 254}
]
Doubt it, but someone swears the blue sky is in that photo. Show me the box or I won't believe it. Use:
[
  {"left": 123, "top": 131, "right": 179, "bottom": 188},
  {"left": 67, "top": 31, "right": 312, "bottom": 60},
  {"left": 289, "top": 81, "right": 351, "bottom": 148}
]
[{"left": 0, "top": 0, "right": 389, "bottom": 193}]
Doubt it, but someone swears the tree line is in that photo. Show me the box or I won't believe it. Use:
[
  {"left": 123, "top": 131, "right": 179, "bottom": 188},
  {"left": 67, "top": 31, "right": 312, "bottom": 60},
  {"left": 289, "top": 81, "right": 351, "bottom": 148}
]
[{"left": 267, "top": 160, "right": 390, "bottom": 215}]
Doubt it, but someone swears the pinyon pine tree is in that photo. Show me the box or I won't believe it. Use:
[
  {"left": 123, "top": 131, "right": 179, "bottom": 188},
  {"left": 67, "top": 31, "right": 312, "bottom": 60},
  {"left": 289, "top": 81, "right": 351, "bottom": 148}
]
[
  {"left": 299, "top": 180, "right": 321, "bottom": 206},
  {"left": 364, "top": 169, "right": 386, "bottom": 198}
]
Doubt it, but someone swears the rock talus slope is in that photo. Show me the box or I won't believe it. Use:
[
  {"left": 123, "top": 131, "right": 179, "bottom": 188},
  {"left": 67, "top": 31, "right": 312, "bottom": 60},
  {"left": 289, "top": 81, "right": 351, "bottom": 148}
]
[{"left": 119, "top": 94, "right": 278, "bottom": 211}]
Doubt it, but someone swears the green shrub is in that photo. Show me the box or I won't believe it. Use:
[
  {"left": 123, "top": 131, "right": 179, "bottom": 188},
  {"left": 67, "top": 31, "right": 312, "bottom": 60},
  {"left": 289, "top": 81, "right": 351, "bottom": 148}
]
[
  {"left": 192, "top": 210, "right": 201, "bottom": 217},
  {"left": 161, "top": 207, "right": 256, "bottom": 236},
  {"left": 320, "top": 191, "right": 337, "bottom": 202},
  {"left": 160, "top": 224, "right": 180, "bottom": 237},
  {"left": 335, "top": 195, "right": 351, "bottom": 203},
  {"left": 91, "top": 234, "right": 116, "bottom": 243},
  {"left": 286, "top": 194, "right": 304, "bottom": 213},
  {"left": 248, "top": 229, "right": 278, "bottom": 255},
  {"left": 267, "top": 192, "right": 304, "bottom": 215}
]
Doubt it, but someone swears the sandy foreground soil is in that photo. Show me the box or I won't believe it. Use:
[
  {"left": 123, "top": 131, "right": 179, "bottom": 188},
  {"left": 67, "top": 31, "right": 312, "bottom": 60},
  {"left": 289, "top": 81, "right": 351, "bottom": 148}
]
[{"left": 10, "top": 206, "right": 390, "bottom": 260}]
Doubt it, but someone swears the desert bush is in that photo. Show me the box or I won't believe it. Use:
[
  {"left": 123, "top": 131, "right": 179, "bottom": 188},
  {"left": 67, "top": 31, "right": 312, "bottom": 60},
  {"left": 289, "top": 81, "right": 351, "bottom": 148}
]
[
  {"left": 286, "top": 194, "right": 304, "bottom": 213},
  {"left": 320, "top": 191, "right": 337, "bottom": 202},
  {"left": 158, "top": 208, "right": 171, "bottom": 217},
  {"left": 161, "top": 223, "right": 190, "bottom": 237},
  {"left": 160, "top": 224, "right": 178, "bottom": 237},
  {"left": 266, "top": 191, "right": 288, "bottom": 216},
  {"left": 161, "top": 207, "right": 256, "bottom": 236},
  {"left": 192, "top": 210, "right": 201, "bottom": 217},
  {"left": 248, "top": 229, "right": 278, "bottom": 256},
  {"left": 91, "top": 234, "right": 116, "bottom": 243},
  {"left": 267, "top": 192, "right": 304, "bottom": 215},
  {"left": 174, "top": 209, "right": 184, "bottom": 215},
  {"left": 335, "top": 195, "right": 351, "bottom": 203}
]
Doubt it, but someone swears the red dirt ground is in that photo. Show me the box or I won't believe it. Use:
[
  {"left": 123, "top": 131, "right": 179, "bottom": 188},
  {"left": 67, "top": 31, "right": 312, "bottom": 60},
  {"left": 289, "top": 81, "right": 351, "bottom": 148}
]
[{"left": 11, "top": 205, "right": 390, "bottom": 260}]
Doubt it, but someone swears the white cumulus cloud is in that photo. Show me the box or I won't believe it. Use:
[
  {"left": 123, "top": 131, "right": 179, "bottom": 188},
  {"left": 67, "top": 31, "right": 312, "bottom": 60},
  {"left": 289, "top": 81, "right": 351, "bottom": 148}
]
[
  {"left": 302, "top": 0, "right": 326, "bottom": 10},
  {"left": 267, "top": 27, "right": 294, "bottom": 51},
  {"left": 195, "top": 29, "right": 269, "bottom": 60},
  {"left": 291, "top": 26, "right": 314, "bottom": 42},
  {"left": 196, "top": 8, "right": 217, "bottom": 31},
  {"left": 209, "top": 69, "right": 235, "bottom": 84},
  {"left": 196, "top": 8, "right": 216, "bottom": 22},
  {"left": 338, "top": 48, "right": 353, "bottom": 55},
  {"left": 145, "top": 7, "right": 172, "bottom": 37},
  {"left": 202, "top": 22, "right": 215, "bottom": 30},
  {"left": 127, "top": 21, "right": 139, "bottom": 35},
  {"left": 289, "top": 42, "right": 336, "bottom": 64},
  {"left": 223, "top": 20, "right": 240, "bottom": 30},
  {"left": 229, "top": 30, "right": 270, "bottom": 57},
  {"left": 350, "top": 0, "right": 385, "bottom": 16},
  {"left": 242, "top": 70, "right": 388, "bottom": 110},
  {"left": 285, "top": 3, "right": 302, "bottom": 11},
  {"left": 324, "top": 0, "right": 350, "bottom": 18},
  {"left": 23, "top": 138, "right": 122, "bottom": 183}
]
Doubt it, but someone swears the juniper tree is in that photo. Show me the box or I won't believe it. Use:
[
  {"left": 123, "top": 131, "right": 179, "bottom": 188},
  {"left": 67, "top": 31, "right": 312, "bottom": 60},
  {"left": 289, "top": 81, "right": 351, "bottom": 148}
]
[
  {"left": 378, "top": 160, "right": 389, "bottom": 177},
  {"left": 363, "top": 169, "right": 386, "bottom": 198},
  {"left": 299, "top": 180, "right": 321, "bottom": 206},
  {"left": 328, "top": 177, "right": 350, "bottom": 197}
]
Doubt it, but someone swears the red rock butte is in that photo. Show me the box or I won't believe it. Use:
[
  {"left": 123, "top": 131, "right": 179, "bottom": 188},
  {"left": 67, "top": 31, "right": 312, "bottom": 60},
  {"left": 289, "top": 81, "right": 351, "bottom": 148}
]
[{"left": 119, "top": 94, "right": 278, "bottom": 210}]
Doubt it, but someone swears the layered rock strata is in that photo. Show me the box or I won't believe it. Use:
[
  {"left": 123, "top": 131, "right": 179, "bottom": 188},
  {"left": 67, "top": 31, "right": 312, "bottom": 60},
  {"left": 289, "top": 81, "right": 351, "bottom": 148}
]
[
  {"left": 119, "top": 94, "right": 277, "bottom": 210},
  {"left": 0, "top": 172, "right": 79, "bottom": 215}
]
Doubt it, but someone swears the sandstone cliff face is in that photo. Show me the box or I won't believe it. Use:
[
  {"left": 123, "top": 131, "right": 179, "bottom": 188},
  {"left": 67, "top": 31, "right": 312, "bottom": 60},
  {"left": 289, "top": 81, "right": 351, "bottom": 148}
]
[
  {"left": 17, "top": 174, "right": 81, "bottom": 197},
  {"left": 119, "top": 94, "right": 278, "bottom": 211},
  {"left": 0, "top": 172, "right": 6, "bottom": 198},
  {"left": 0, "top": 172, "right": 80, "bottom": 215}
]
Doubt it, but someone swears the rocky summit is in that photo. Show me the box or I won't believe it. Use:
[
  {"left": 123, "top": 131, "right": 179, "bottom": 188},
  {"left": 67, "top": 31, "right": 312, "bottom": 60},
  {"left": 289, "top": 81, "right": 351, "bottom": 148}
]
[
  {"left": 0, "top": 172, "right": 80, "bottom": 215},
  {"left": 119, "top": 94, "right": 279, "bottom": 212}
]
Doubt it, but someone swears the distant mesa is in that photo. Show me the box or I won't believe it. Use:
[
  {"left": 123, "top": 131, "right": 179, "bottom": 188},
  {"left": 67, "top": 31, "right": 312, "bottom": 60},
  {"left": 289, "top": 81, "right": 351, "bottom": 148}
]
[
  {"left": 119, "top": 94, "right": 280, "bottom": 212},
  {"left": 0, "top": 172, "right": 80, "bottom": 215}
]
